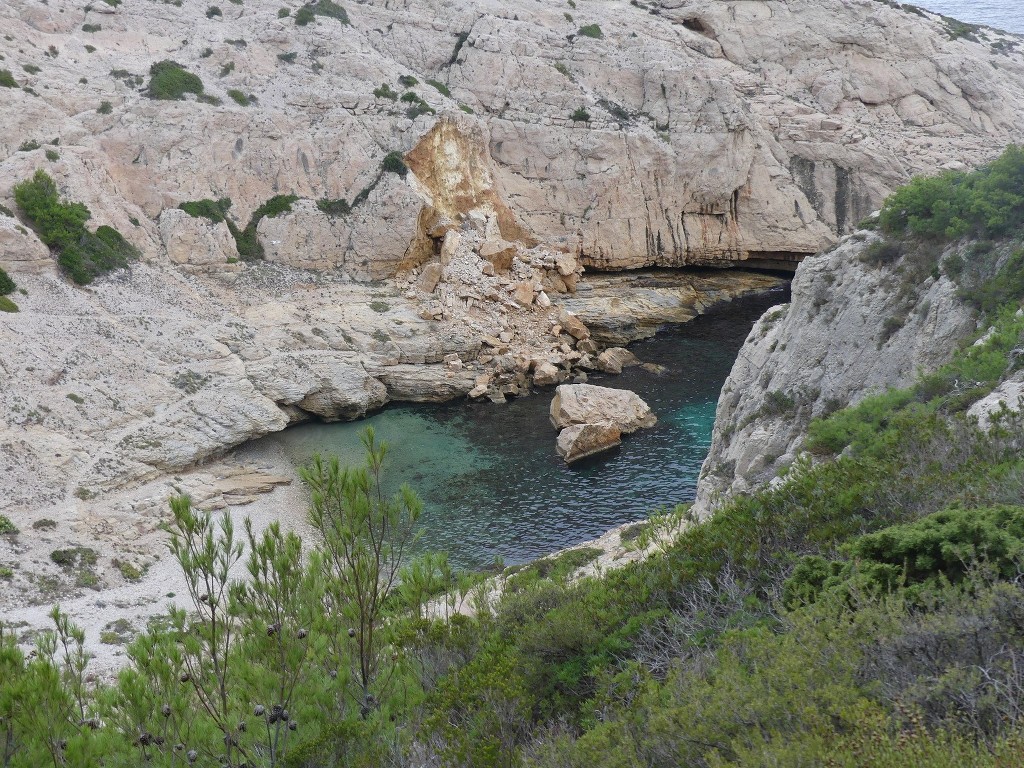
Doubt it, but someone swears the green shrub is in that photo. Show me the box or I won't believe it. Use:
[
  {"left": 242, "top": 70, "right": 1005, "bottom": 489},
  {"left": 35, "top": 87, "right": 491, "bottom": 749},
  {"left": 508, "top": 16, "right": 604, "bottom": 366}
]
[
  {"left": 14, "top": 170, "right": 91, "bottom": 249},
  {"left": 82, "top": 23, "right": 102, "bottom": 32},
  {"left": 226, "top": 89, "right": 251, "bottom": 105},
  {"left": 277, "top": 51, "right": 297, "bottom": 63},
  {"left": 879, "top": 144, "right": 1024, "bottom": 241},
  {"left": 398, "top": 74, "right": 418, "bottom": 87},
  {"left": 18, "top": 140, "right": 40, "bottom": 152},
  {"left": 373, "top": 83, "right": 397, "bottom": 100},
  {"left": 0, "top": 267, "right": 15, "bottom": 296},
  {"left": 577, "top": 23, "right": 603, "bottom": 38},
  {"left": 459, "top": 103, "right": 474, "bottom": 114},
  {"left": 381, "top": 151, "right": 408, "bottom": 178},
  {"left": 570, "top": 107, "right": 590, "bottom": 122},
  {"left": 85, "top": 44, "right": 96, "bottom": 53},
  {"left": 295, "top": 0, "right": 349, "bottom": 26},
  {"left": 97, "top": 100, "right": 112, "bottom": 114},
  {"left": 14, "top": 170, "right": 137, "bottom": 285},
  {"left": 22, "top": 64, "right": 41, "bottom": 75},
  {"left": 147, "top": 60, "right": 204, "bottom": 100},
  {"left": 45, "top": 149, "right": 59, "bottom": 161},
  {"left": 278, "top": 7, "right": 290, "bottom": 16},
  {"left": 0, "top": 296, "right": 18, "bottom": 312},
  {"left": 426, "top": 79, "right": 450, "bottom": 97},
  {"left": 200, "top": 46, "right": 214, "bottom": 58},
  {"left": 785, "top": 505, "right": 1024, "bottom": 606},
  {"left": 178, "top": 197, "right": 231, "bottom": 223},
  {"left": 0, "top": 516, "right": 17, "bottom": 535},
  {"left": 206, "top": 5, "right": 222, "bottom": 16},
  {"left": 317, "top": 197, "right": 350, "bottom": 216},
  {"left": 0, "top": 69, "right": 17, "bottom": 88}
]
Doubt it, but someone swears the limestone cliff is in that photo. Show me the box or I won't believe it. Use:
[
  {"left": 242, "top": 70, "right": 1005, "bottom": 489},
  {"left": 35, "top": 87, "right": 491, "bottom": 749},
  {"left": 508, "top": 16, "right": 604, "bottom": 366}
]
[
  {"left": 1, "top": 0, "right": 1024, "bottom": 279},
  {"left": 693, "top": 230, "right": 979, "bottom": 516}
]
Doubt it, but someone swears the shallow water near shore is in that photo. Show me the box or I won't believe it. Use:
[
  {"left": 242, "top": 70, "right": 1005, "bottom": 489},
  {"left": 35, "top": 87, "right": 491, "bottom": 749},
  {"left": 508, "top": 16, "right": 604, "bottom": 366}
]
[{"left": 269, "top": 288, "right": 788, "bottom": 570}]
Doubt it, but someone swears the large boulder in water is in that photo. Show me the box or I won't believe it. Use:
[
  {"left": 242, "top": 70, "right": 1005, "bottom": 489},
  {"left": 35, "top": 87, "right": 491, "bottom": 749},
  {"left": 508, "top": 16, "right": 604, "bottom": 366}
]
[
  {"left": 556, "top": 422, "right": 622, "bottom": 463},
  {"left": 550, "top": 384, "right": 657, "bottom": 434}
]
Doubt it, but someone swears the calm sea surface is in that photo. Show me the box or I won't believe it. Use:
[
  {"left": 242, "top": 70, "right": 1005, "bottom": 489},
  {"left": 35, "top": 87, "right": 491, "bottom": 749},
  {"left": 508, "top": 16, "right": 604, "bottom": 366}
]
[
  {"left": 914, "top": 0, "right": 1024, "bottom": 34},
  {"left": 267, "top": 290, "right": 788, "bottom": 570}
]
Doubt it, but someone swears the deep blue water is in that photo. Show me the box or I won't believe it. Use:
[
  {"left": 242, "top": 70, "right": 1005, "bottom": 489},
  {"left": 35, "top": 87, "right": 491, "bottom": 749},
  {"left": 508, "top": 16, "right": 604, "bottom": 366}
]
[
  {"left": 270, "top": 289, "right": 788, "bottom": 570},
  {"left": 915, "top": 0, "right": 1024, "bottom": 34}
]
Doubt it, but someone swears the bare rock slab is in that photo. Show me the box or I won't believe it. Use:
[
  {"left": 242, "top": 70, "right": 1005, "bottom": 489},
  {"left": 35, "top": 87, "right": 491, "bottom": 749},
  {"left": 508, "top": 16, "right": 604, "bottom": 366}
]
[
  {"left": 550, "top": 384, "right": 657, "bottom": 434},
  {"left": 556, "top": 422, "right": 622, "bottom": 463}
]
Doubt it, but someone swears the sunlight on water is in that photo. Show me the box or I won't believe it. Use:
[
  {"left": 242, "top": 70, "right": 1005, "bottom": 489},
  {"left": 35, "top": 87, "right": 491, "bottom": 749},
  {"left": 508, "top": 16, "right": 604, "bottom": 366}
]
[{"left": 271, "top": 290, "right": 787, "bottom": 569}]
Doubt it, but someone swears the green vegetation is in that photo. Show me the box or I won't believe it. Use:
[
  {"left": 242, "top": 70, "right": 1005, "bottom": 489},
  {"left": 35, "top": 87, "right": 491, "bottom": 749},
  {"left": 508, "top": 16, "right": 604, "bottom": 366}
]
[
  {"left": 177, "top": 194, "right": 297, "bottom": 260},
  {"left": 372, "top": 83, "right": 397, "bottom": 100},
  {"left": 577, "top": 23, "right": 603, "bottom": 38},
  {"left": 206, "top": 5, "right": 222, "bottom": 16},
  {"left": 227, "top": 88, "right": 253, "bottom": 106},
  {"left": 22, "top": 64, "right": 41, "bottom": 75},
  {"left": 0, "top": 515, "right": 17, "bottom": 535},
  {"left": 147, "top": 60, "right": 204, "bottom": 100},
  {"left": 381, "top": 150, "right": 408, "bottom": 178},
  {"left": 97, "top": 100, "right": 112, "bottom": 114},
  {"left": 6, "top": 153, "right": 1024, "bottom": 766},
  {"left": 19, "top": 140, "right": 40, "bottom": 152},
  {"left": 570, "top": 107, "right": 590, "bottom": 122},
  {"left": 879, "top": 144, "right": 1024, "bottom": 241},
  {"left": 400, "top": 90, "right": 434, "bottom": 119},
  {"left": 84, "top": 44, "right": 96, "bottom": 53},
  {"left": 13, "top": 170, "right": 138, "bottom": 285},
  {"left": 426, "top": 78, "right": 450, "bottom": 97},
  {"left": 278, "top": 7, "right": 290, "bottom": 17},
  {"left": 82, "top": 23, "right": 102, "bottom": 32},
  {"left": 44, "top": 149, "right": 59, "bottom": 162},
  {"left": 398, "top": 74, "right": 418, "bottom": 87},
  {"left": 448, "top": 31, "right": 469, "bottom": 65},
  {"left": 317, "top": 197, "right": 350, "bottom": 216},
  {"left": 295, "top": 0, "right": 349, "bottom": 26},
  {"left": 277, "top": 51, "right": 297, "bottom": 63},
  {"left": 0, "top": 296, "right": 18, "bottom": 313},
  {"left": 0, "top": 69, "right": 18, "bottom": 87},
  {"left": 0, "top": 266, "right": 15, "bottom": 296}
]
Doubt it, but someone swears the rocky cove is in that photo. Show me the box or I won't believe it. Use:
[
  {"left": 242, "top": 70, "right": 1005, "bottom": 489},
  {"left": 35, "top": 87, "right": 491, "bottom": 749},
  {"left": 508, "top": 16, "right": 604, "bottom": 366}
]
[{"left": 3, "top": 0, "right": 1024, "bottom": 666}]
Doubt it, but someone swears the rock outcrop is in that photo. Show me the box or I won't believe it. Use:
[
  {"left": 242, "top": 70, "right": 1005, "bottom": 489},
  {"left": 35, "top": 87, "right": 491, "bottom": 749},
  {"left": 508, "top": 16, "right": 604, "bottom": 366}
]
[
  {"left": 550, "top": 384, "right": 656, "bottom": 463},
  {"left": 556, "top": 422, "right": 622, "bottom": 464},
  {"left": 550, "top": 384, "right": 657, "bottom": 433},
  {"left": 2, "top": 0, "right": 1024, "bottom": 281},
  {"left": 693, "top": 230, "right": 978, "bottom": 517}
]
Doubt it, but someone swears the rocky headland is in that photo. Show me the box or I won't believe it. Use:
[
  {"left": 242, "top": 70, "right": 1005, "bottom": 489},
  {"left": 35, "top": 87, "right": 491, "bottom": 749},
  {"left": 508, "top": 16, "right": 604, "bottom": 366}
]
[{"left": 3, "top": 0, "right": 1024, "bottom": 649}]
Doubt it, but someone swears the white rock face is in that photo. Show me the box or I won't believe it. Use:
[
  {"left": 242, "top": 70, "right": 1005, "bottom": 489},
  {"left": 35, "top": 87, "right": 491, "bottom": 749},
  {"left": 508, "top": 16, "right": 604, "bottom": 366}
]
[
  {"left": 693, "top": 231, "right": 977, "bottom": 517},
  {"left": 159, "top": 209, "right": 239, "bottom": 271},
  {"left": 550, "top": 384, "right": 657, "bottom": 434},
  {"left": 0, "top": 0, "right": 1022, "bottom": 277},
  {"left": 968, "top": 373, "right": 1024, "bottom": 430},
  {"left": 0, "top": 214, "right": 51, "bottom": 274}
]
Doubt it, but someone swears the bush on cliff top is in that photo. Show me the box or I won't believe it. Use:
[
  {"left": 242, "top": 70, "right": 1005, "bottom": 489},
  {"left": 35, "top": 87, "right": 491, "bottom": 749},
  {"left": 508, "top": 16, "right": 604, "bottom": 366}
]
[{"left": 879, "top": 144, "right": 1024, "bottom": 240}]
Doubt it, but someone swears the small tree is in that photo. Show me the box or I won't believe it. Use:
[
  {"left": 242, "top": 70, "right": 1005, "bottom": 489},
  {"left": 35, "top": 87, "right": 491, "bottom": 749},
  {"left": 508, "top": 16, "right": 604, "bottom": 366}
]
[{"left": 301, "top": 427, "right": 421, "bottom": 717}]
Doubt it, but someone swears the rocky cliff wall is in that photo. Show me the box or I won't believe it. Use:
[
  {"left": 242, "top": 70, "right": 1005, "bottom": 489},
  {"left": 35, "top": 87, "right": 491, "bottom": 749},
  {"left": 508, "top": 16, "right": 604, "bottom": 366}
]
[
  {"left": 692, "top": 230, "right": 979, "bottom": 516},
  {"left": 1, "top": 0, "right": 1023, "bottom": 278}
]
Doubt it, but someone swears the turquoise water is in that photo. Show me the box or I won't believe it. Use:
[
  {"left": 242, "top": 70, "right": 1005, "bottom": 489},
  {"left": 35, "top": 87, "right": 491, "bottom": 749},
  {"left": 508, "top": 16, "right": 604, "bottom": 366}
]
[{"left": 270, "top": 289, "right": 787, "bottom": 569}]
